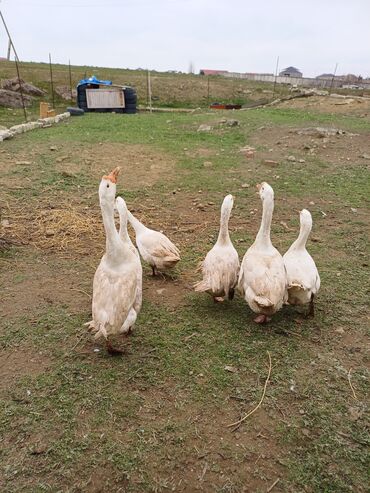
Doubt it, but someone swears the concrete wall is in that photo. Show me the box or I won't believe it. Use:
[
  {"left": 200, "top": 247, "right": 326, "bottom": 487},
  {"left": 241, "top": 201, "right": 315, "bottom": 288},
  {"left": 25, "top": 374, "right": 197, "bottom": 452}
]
[{"left": 223, "top": 72, "right": 370, "bottom": 89}]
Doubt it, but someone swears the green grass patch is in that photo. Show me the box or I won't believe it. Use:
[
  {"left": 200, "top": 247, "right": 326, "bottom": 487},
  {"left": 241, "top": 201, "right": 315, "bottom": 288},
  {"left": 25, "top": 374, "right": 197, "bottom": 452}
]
[{"left": 0, "top": 104, "right": 369, "bottom": 492}]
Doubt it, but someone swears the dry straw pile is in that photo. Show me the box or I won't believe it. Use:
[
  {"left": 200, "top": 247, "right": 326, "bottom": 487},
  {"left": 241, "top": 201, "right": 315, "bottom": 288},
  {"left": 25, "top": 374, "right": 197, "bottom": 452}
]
[{"left": 2, "top": 199, "right": 105, "bottom": 255}]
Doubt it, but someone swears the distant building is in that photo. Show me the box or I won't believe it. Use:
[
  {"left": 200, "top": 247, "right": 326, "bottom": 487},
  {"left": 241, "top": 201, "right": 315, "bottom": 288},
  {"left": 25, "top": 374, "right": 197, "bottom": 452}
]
[
  {"left": 199, "top": 69, "right": 229, "bottom": 76},
  {"left": 279, "top": 66, "right": 303, "bottom": 78},
  {"left": 342, "top": 74, "right": 360, "bottom": 83},
  {"left": 316, "top": 73, "right": 335, "bottom": 80},
  {"left": 316, "top": 73, "right": 362, "bottom": 83}
]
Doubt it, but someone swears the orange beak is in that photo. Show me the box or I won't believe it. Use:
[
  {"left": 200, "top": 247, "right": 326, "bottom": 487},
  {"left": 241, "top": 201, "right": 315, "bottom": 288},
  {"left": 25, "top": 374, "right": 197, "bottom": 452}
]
[
  {"left": 256, "top": 183, "right": 262, "bottom": 191},
  {"left": 103, "top": 167, "right": 121, "bottom": 184}
]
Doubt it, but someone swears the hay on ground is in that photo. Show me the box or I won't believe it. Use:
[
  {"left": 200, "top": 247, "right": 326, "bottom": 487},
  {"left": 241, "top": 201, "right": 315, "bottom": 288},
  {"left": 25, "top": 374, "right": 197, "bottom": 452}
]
[{"left": 3, "top": 201, "right": 105, "bottom": 255}]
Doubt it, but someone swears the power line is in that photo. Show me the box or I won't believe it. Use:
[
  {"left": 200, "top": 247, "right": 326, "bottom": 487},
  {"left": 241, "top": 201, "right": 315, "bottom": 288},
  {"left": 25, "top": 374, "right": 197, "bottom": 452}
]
[{"left": 8, "top": 0, "right": 128, "bottom": 6}]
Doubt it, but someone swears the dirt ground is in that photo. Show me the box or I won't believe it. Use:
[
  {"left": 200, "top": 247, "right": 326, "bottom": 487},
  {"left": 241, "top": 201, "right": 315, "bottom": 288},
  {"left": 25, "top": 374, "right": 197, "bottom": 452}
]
[
  {"left": 0, "top": 98, "right": 369, "bottom": 492},
  {"left": 276, "top": 93, "right": 370, "bottom": 115}
]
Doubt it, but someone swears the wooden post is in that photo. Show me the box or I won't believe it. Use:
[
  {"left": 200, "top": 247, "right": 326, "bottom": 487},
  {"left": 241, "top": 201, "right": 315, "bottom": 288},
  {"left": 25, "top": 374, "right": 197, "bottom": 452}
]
[
  {"left": 0, "top": 9, "right": 27, "bottom": 121},
  {"left": 68, "top": 59, "right": 73, "bottom": 101},
  {"left": 329, "top": 63, "right": 338, "bottom": 94},
  {"left": 272, "top": 56, "right": 279, "bottom": 98},
  {"left": 146, "top": 69, "right": 149, "bottom": 107},
  {"left": 147, "top": 70, "right": 152, "bottom": 113},
  {"left": 49, "top": 53, "right": 55, "bottom": 109}
]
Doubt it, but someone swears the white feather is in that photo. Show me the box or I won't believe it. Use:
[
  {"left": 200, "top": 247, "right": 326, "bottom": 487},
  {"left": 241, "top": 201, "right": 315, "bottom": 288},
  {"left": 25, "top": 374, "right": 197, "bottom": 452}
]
[
  {"left": 127, "top": 210, "right": 180, "bottom": 272},
  {"left": 194, "top": 194, "right": 240, "bottom": 298},
  {"left": 238, "top": 183, "right": 287, "bottom": 316},
  {"left": 283, "top": 209, "right": 320, "bottom": 306}
]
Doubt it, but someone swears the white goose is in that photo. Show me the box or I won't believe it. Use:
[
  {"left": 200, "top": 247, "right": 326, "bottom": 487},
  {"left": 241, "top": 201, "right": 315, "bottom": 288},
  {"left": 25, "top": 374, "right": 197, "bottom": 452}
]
[
  {"left": 283, "top": 209, "right": 320, "bottom": 316},
  {"left": 115, "top": 196, "right": 143, "bottom": 316},
  {"left": 127, "top": 210, "right": 180, "bottom": 276},
  {"left": 238, "top": 182, "right": 287, "bottom": 323},
  {"left": 88, "top": 168, "right": 142, "bottom": 355},
  {"left": 194, "top": 194, "right": 240, "bottom": 302}
]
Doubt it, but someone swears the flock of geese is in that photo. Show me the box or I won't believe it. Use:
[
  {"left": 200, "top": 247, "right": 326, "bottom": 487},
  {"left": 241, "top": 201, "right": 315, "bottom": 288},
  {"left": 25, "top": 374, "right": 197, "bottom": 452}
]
[{"left": 87, "top": 167, "right": 320, "bottom": 355}]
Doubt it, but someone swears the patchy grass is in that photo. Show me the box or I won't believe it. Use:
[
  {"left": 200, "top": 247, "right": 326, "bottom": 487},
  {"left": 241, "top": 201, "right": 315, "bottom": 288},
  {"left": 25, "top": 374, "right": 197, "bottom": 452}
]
[
  {"left": 0, "top": 60, "right": 294, "bottom": 126},
  {"left": 1, "top": 58, "right": 370, "bottom": 127},
  {"left": 0, "top": 104, "right": 369, "bottom": 492}
]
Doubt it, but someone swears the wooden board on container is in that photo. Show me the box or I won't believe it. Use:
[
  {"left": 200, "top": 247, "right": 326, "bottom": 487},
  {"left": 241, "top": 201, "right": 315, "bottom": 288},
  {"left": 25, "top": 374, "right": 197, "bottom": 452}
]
[
  {"left": 40, "top": 101, "right": 49, "bottom": 118},
  {"left": 86, "top": 88, "right": 125, "bottom": 109}
]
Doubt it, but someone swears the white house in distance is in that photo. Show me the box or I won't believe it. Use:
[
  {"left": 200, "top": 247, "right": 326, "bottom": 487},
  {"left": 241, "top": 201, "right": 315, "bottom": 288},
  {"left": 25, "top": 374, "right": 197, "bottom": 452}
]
[{"left": 279, "top": 66, "right": 303, "bottom": 78}]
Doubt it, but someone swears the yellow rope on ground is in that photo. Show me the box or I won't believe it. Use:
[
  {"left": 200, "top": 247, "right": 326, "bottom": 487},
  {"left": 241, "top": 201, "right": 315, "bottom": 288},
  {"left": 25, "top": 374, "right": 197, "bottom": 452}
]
[
  {"left": 227, "top": 351, "right": 272, "bottom": 430},
  {"left": 348, "top": 368, "right": 357, "bottom": 400}
]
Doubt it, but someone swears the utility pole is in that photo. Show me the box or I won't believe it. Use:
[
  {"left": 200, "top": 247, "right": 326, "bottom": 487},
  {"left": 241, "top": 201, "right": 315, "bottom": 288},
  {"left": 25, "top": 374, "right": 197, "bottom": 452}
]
[
  {"left": 7, "top": 38, "right": 11, "bottom": 60},
  {"left": 329, "top": 62, "right": 338, "bottom": 94},
  {"left": 272, "top": 56, "right": 279, "bottom": 99}
]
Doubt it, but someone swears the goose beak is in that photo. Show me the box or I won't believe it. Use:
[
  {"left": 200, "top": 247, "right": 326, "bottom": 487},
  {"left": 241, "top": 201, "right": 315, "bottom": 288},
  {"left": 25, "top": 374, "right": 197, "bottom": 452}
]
[
  {"left": 103, "top": 167, "right": 121, "bottom": 183},
  {"left": 256, "top": 183, "right": 262, "bottom": 191}
]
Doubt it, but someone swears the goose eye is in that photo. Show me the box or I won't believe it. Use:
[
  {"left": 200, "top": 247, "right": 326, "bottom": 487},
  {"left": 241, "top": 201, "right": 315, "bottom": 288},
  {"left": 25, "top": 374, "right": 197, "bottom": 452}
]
[{"left": 107, "top": 184, "right": 110, "bottom": 188}]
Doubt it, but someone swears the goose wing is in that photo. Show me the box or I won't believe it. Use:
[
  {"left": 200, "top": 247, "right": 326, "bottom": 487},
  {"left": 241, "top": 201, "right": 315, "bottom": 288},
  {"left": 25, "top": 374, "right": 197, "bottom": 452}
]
[
  {"left": 141, "top": 230, "right": 180, "bottom": 260},
  {"left": 240, "top": 248, "right": 287, "bottom": 307},
  {"left": 195, "top": 245, "right": 239, "bottom": 294},
  {"left": 92, "top": 261, "right": 138, "bottom": 338}
]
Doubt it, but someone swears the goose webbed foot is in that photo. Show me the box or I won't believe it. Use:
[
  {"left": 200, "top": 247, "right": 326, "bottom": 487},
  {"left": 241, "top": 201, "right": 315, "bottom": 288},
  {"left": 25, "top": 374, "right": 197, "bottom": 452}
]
[
  {"left": 106, "top": 340, "right": 125, "bottom": 356},
  {"left": 213, "top": 296, "right": 224, "bottom": 303},
  {"left": 254, "top": 314, "right": 271, "bottom": 324},
  {"left": 84, "top": 320, "right": 95, "bottom": 332}
]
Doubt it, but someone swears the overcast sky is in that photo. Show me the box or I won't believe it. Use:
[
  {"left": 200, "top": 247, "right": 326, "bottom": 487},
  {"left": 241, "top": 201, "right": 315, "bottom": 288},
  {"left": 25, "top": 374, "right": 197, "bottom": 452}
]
[{"left": 1, "top": 0, "right": 369, "bottom": 77}]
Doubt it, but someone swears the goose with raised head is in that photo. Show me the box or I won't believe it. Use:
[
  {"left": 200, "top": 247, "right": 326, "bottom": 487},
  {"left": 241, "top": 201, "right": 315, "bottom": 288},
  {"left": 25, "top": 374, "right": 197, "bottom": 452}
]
[
  {"left": 87, "top": 168, "right": 142, "bottom": 355},
  {"left": 283, "top": 209, "right": 320, "bottom": 316},
  {"left": 115, "top": 196, "right": 143, "bottom": 316},
  {"left": 127, "top": 211, "right": 180, "bottom": 276},
  {"left": 194, "top": 194, "right": 240, "bottom": 302},
  {"left": 238, "top": 182, "right": 287, "bottom": 323}
]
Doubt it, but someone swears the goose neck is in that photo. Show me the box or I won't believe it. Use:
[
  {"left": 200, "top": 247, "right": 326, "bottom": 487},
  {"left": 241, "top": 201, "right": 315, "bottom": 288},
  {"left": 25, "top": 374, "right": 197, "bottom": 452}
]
[
  {"left": 255, "top": 196, "right": 273, "bottom": 246},
  {"left": 101, "top": 199, "right": 122, "bottom": 255},
  {"left": 217, "top": 202, "right": 232, "bottom": 245},
  {"left": 293, "top": 221, "right": 311, "bottom": 250},
  {"left": 127, "top": 210, "right": 146, "bottom": 234}
]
